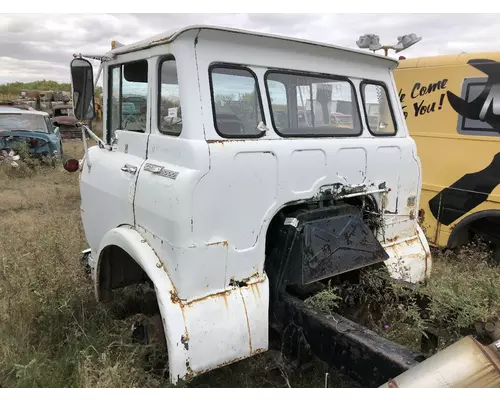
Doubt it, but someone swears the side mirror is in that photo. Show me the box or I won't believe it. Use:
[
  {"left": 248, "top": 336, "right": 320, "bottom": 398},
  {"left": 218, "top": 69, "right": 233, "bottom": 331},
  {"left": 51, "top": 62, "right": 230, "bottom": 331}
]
[
  {"left": 54, "top": 126, "right": 60, "bottom": 136},
  {"left": 70, "top": 58, "right": 96, "bottom": 121}
]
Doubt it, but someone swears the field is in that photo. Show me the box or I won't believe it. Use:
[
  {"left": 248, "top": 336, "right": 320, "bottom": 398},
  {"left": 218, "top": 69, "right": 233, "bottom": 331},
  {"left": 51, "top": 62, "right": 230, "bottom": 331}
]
[{"left": 0, "top": 139, "right": 499, "bottom": 388}]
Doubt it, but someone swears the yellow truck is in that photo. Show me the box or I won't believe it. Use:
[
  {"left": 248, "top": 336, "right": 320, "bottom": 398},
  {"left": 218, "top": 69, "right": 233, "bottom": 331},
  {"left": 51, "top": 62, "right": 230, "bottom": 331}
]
[{"left": 394, "top": 53, "right": 500, "bottom": 260}]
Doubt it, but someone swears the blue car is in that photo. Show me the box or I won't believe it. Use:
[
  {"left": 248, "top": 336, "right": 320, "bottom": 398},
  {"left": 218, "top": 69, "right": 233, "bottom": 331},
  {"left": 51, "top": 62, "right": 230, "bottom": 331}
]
[{"left": 0, "top": 107, "right": 63, "bottom": 158}]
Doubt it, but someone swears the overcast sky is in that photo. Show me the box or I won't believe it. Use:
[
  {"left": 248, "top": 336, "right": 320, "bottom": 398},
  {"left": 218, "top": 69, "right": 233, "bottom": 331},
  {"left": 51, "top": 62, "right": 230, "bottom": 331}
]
[{"left": 0, "top": 13, "right": 499, "bottom": 84}]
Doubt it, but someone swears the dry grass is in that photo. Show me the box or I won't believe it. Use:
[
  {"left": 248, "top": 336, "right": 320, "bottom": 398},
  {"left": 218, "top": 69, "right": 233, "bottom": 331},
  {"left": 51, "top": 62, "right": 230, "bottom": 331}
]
[
  {"left": 0, "top": 139, "right": 356, "bottom": 388},
  {"left": 307, "top": 242, "right": 500, "bottom": 355}
]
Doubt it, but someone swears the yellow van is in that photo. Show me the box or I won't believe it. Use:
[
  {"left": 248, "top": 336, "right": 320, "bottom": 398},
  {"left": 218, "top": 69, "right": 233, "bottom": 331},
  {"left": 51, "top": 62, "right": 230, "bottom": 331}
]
[{"left": 394, "top": 53, "right": 500, "bottom": 260}]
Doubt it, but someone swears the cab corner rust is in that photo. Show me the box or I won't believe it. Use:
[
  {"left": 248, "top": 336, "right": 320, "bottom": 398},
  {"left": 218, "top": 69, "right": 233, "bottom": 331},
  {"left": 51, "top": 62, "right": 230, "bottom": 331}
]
[{"left": 170, "top": 289, "right": 182, "bottom": 304}]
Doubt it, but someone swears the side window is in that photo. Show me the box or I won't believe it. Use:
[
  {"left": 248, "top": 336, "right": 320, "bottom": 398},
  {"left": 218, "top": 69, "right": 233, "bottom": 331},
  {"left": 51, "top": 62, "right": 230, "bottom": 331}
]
[
  {"left": 210, "top": 65, "right": 265, "bottom": 138},
  {"left": 457, "top": 78, "right": 499, "bottom": 137},
  {"left": 266, "top": 71, "right": 362, "bottom": 136},
  {"left": 107, "top": 59, "right": 148, "bottom": 142},
  {"left": 361, "top": 82, "right": 397, "bottom": 135},
  {"left": 158, "top": 57, "right": 182, "bottom": 135}
]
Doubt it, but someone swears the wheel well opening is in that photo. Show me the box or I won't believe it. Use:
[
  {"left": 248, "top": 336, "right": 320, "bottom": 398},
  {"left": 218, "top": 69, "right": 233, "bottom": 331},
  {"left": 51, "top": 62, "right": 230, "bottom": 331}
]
[
  {"left": 263, "top": 196, "right": 382, "bottom": 304},
  {"left": 99, "top": 245, "right": 152, "bottom": 303},
  {"left": 449, "top": 214, "right": 500, "bottom": 249},
  {"left": 264, "top": 196, "right": 381, "bottom": 269}
]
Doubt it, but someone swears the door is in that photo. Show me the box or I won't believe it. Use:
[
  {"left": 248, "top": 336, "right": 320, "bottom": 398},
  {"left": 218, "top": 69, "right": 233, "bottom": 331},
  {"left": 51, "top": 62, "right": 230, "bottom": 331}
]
[
  {"left": 133, "top": 57, "right": 186, "bottom": 241},
  {"left": 80, "top": 59, "right": 151, "bottom": 252}
]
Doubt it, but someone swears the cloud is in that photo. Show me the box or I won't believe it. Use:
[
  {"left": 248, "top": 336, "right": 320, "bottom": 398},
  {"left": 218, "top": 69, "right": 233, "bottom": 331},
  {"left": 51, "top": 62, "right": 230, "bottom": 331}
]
[{"left": 0, "top": 13, "right": 499, "bottom": 83}]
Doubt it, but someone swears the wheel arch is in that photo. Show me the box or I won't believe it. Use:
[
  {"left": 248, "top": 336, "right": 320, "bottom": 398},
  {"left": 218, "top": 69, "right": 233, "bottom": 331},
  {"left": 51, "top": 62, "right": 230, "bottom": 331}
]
[
  {"left": 95, "top": 225, "right": 190, "bottom": 384},
  {"left": 447, "top": 209, "right": 500, "bottom": 249}
]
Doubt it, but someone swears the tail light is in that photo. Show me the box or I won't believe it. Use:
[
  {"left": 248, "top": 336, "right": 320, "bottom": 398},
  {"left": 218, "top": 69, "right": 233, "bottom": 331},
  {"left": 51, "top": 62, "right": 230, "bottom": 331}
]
[{"left": 63, "top": 158, "right": 80, "bottom": 172}]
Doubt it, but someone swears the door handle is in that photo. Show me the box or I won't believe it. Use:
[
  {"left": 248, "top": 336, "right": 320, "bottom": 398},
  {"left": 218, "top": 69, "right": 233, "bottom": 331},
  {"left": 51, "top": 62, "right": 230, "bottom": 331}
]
[{"left": 121, "top": 164, "right": 138, "bottom": 174}]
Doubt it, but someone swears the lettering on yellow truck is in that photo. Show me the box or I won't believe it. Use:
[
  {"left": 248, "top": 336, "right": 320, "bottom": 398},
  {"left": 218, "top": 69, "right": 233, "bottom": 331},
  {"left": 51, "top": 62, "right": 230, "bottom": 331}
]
[{"left": 394, "top": 53, "right": 500, "bottom": 260}]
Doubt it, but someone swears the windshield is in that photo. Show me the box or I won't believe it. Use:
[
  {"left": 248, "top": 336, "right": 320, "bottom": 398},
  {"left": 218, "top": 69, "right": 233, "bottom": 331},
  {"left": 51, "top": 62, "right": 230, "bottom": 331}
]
[{"left": 0, "top": 113, "right": 48, "bottom": 133}]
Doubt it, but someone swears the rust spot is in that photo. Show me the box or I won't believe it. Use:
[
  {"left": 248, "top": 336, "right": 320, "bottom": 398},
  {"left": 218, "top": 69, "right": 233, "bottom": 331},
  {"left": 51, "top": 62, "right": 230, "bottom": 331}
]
[
  {"left": 249, "top": 283, "right": 262, "bottom": 301},
  {"left": 184, "top": 359, "right": 194, "bottom": 379},
  {"left": 223, "top": 293, "right": 229, "bottom": 310},
  {"left": 239, "top": 291, "right": 253, "bottom": 354},
  {"left": 181, "top": 276, "right": 265, "bottom": 308},
  {"left": 184, "top": 288, "right": 235, "bottom": 307},
  {"left": 254, "top": 284, "right": 261, "bottom": 301},
  {"left": 207, "top": 140, "right": 224, "bottom": 147},
  {"left": 207, "top": 139, "right": 248, "bottom": 145},
  {"left": 170, "top": 290, "right": 181, "bottom": 304},
  {"left": 386, "top": 235, "right": 400, "bottom": 244},
  {"left": 181, "top": 332, "right": 189, "bottom": 351},
  {"left": 207, "top": 240, "right": 228, "bottom": 247},
  {"left": 229, "top": 278, "right": 248, "bottom": 288}
]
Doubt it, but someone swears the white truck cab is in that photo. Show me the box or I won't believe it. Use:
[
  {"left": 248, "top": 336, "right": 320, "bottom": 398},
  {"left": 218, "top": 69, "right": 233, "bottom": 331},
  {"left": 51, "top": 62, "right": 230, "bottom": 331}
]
[{"left": 66, "top": 25, "right": 432, "bottom": 385}]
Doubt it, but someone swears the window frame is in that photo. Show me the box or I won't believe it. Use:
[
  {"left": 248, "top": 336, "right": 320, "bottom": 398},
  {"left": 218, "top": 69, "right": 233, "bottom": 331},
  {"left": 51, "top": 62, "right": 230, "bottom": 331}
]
[
  {"left": 44, "top": 116, "right": 53, "bottom": 134},
  {"left": 107, "top": 64, "right": 121, "bottom": 144},
  {"left": 106, "top": 59, "right": 149, "bottom": 144},
  {"left": 360, "top": 79, "right": 398, "bottom": 137},
  {"left": 208, "top": 62, "right": 267, "bottom": 139},
  {"left": 157, "top": 55, "right": 182, "bottom": 137},
  {"left": 264, "top": 68, "right": 363, "bottom": 138}
]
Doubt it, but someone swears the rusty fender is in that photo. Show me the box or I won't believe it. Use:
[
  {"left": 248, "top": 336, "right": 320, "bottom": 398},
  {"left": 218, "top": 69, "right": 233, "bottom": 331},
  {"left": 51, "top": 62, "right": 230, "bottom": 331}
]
[
  {"left": 383, "top": 224, "right": 432, "bottom": 284},
  {"left": 96, "top": 226, "right": 189, "bottom": 383},
  {"left": 96, "top": 226, "right": 269, "bottom": 384}
]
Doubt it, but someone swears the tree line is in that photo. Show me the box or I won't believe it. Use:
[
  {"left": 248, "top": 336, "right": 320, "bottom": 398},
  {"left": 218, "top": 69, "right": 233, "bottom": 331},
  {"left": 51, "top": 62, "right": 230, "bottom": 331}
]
[{"left": 0, "top": 80, "right": 103, "bottom": 96}]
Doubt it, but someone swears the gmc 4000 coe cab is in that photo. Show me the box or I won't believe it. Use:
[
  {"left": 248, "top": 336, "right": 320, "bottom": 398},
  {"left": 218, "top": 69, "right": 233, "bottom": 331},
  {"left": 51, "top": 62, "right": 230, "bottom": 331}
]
[{"left": 66, "top": 25, "right": 431, "bottom": 385}]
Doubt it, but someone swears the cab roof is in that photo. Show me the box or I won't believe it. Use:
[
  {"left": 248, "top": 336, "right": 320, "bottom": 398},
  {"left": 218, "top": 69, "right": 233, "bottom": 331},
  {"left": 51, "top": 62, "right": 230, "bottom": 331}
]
[
  {"left": 106, "top": 24, "right": 398, "bottom": 68},
  {"left": 397, "top": 51, "right": 500, "bottom": 69}
]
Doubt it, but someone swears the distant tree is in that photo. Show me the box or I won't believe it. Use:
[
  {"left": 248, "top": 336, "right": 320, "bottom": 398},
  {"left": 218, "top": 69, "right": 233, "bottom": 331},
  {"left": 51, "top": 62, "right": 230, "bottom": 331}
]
[{"left": 0, "top": 80, "right": 72, "bottom": 95}]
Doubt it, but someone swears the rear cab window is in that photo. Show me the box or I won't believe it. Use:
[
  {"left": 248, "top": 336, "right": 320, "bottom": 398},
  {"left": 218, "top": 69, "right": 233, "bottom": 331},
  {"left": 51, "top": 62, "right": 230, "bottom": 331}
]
[
  {"left": 265, "top": 71, "right": 362, "bottom": 137},
  {"left": 207, "top": 64, "right": 399, "bottom": 139},
  {"left": 209, "top": 64, "right": 265, "bottom": 138},
  {"left": 360, "top": 81, "right": 397, "bottom": 136}
]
